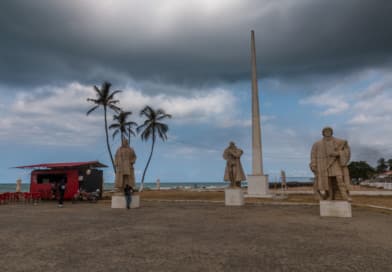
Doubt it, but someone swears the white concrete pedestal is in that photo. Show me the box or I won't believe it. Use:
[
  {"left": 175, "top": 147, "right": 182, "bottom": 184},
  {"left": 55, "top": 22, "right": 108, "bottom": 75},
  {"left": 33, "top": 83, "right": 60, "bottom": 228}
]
[
  {"left": 320, "top": 201, "right": 352, "bottom": 217},
  {"left": 225, "top": 188, "right": 244, "bottom": 206},
  {"left": 111, "top": 195, "right": 140, "bottom": 209},
  {"left": 246, "top": 175, "right": 271, "bottom": 198}
]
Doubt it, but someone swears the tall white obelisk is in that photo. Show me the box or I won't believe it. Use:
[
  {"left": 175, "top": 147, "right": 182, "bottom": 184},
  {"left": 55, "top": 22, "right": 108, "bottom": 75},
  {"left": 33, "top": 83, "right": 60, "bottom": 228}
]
[{"left": 247, "top": 30, "right": 270, "bottom": 197}]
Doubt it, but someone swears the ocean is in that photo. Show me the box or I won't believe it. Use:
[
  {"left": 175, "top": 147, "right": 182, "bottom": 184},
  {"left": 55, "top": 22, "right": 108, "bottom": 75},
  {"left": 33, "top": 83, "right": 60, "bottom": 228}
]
[{"left": 0, "top": 177, "right": 312, "bottom": 193}]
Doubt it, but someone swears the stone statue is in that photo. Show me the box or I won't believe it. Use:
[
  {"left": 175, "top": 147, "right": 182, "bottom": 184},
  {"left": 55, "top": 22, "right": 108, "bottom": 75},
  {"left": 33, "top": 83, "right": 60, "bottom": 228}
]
[
  {"left": 114, "top": 138, "right": 137, "bottom": 190},
  {"left": 223, "top": 142, "right": 246, "bottom": 188},
  {"left": 16, "top": 178, "right": 22, "bottom": 192},
  {"left": 156, "top": 178, "right": 160, "bottom": 190},
  {"left": 310, "top": 127, "right": 351, "bottom": 201}
]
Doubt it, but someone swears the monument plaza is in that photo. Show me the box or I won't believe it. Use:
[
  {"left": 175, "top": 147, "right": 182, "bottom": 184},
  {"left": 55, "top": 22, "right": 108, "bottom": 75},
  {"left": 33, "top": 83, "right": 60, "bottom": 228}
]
[{"left": 1, "top": 201, "right": 391, "bottom": 271}]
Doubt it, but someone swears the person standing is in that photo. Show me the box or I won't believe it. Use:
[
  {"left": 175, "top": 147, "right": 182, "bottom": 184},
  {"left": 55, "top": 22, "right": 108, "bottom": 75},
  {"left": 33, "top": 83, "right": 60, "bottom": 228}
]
[
  {"left": 58, "top": 179, "right": 66, "bottom": 207},
  {"left": 124, "top": 184, "right": 134, "bottom": 209},
  {"left": 51, "top": 182, "right": 57, "bottom": 200}
]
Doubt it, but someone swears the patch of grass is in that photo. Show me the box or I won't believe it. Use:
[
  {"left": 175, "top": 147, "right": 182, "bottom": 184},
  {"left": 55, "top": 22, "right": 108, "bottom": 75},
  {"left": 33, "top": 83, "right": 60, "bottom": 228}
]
[{"left": 104, "top": 189, "right": 392, "bottom": 209}]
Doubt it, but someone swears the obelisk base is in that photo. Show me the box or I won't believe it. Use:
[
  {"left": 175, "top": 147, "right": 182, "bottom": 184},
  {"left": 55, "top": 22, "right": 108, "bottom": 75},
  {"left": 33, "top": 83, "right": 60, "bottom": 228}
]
[{"left": 245, "top": 175, "right": 272, "bottom": 198}]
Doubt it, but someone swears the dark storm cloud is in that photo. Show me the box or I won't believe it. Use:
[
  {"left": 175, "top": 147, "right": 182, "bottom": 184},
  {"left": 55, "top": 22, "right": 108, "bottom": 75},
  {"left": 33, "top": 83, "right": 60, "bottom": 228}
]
[{"left": 1, "top": 0, "right": 392, "bottom": 88}]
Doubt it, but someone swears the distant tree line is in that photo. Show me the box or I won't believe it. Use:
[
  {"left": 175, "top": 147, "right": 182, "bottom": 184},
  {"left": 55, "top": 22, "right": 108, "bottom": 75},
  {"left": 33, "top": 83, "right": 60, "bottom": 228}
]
[
  {"left": 348, "top": 158, "right": 392, "bottom": 180},
  {"left": 86, "top": 81, "right": 171, "bottom": 191}
]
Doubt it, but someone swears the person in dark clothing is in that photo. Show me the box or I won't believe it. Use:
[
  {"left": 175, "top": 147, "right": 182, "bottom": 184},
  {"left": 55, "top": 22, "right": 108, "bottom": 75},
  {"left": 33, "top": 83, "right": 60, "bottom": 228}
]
[
  {"left": 58, "top": 179, "right": 66, "bottom": 207},
  {"left": 124, "top": 184, "right": 134, "bottom": 209},
  {"left": 51, "top": 182, "right": 57, "bottom": 200}
]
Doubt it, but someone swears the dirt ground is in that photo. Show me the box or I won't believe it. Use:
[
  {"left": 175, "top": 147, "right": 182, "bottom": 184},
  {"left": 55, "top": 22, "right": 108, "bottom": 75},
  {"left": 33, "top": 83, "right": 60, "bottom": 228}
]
[
  {"left": 137, "top": 190, "right": 392, "bottom": 209},
  {"left": 1, "top": 199, "right": 392, "bottom": 272}
]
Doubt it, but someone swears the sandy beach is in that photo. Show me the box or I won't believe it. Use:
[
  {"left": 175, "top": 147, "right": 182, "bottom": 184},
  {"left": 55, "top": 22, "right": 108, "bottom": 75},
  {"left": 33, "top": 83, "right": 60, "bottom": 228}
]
[{"left": 1, "top": 191, "right": 392, "bottom": 272}]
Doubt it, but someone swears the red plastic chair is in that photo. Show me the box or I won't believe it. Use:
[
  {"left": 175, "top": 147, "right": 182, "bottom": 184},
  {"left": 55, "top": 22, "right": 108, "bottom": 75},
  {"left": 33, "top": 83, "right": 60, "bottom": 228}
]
[
  {"left": 23, "top": 192, "right": 32, "bottom": 204},
  {"left": 11, "top": 192, "right": 23, "bottom": 202},
  {"left": 3, "top": 192, "right": 11, "bottom": 204},
  {"left": 32, "top": 192, "right": 41, "bottom": 204},
  {"left": 41, "top": 189, "right": 52, "bottom": 200}
]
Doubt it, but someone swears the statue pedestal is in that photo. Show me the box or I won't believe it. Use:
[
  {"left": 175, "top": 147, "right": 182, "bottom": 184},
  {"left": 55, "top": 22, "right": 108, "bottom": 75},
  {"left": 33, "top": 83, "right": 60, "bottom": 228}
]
[
  {"left": 131, "top": 195, "right": 140, "bottom": 208},
  {"left": 320, "top": 201, "right": 352, "bottom": 217},
  {"left": 225, "top": 188, "right": 244, "bottom": 206},
  {"left": 111, "top": 195, "right": 140, "bottom": 209},
  {"left": 245, "top": 175, "right": 272, "bottom": 198}
]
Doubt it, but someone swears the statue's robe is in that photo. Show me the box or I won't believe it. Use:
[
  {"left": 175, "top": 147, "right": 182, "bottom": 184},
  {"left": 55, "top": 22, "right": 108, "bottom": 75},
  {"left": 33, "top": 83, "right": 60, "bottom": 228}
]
[
  {"left": 223, "top": 147, "right": 246, "bottom": 183},
  {"left": 310, "top": 137, "right": 351, "bottom": 191},
  {"left": 114, "top": 145, "right": 137, "bottom": 189}
]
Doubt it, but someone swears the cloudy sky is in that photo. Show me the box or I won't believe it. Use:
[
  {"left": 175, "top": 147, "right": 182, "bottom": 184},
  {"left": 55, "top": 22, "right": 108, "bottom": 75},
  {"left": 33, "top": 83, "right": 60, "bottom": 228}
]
[{"left": 1, "top": 0, "right": 392, "bottom": 184}]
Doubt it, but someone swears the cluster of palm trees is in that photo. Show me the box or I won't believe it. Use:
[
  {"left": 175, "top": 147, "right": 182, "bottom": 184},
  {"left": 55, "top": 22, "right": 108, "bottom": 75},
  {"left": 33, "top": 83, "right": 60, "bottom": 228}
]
[{"left": 86, "top": 81, "right": 171, "bottom": 191}]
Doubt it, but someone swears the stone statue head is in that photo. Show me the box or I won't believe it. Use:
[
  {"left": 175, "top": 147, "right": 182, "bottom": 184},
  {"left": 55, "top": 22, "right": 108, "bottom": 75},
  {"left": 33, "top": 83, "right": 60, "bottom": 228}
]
[
  {"left": 322, "top": 127, "right": 333, "bottom": 137},
  {"left": 122, "top": 137, "right": 129, "bottom": 147}
]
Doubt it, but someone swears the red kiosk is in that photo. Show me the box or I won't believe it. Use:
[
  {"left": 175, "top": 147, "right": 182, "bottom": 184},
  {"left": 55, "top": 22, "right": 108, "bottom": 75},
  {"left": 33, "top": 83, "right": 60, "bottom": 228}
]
[{"left": 15, "top": 161, "right": 107, "bottom": 200}]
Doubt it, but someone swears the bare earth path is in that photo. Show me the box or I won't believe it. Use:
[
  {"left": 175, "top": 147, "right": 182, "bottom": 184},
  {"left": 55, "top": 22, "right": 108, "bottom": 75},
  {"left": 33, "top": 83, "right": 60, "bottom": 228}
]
[{"left": 1, "top": 201, "right": 392, "bottom": 272}]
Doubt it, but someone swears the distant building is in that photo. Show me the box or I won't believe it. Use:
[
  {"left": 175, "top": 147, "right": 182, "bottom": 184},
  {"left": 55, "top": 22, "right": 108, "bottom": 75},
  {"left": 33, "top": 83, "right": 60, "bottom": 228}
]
[{"left": 377, "top": 170, "right": 392, "bottom": 180}]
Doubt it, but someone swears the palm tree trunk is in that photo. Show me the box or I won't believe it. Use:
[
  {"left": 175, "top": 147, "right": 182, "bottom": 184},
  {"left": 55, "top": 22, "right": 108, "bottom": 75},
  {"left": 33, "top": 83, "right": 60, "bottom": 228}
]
[
  {"left": 140, "top": 133, "right": 155, "bottom": 192},
  {"left": 104, "top": 106, "right": 116, "bottom": 173},
  {"left": 128, "top": 125, "right": 131, "bottom": 144}
]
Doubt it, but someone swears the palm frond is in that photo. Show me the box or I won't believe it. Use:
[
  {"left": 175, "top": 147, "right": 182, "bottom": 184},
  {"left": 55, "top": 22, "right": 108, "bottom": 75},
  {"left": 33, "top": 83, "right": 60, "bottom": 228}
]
[
  {"left": 140, "top": 127, "right": 152, "bottom": 141},
  {"left": 122, "top": 111, "right": 133, "bottom": 116},
  {"left": 93, "top": 85, "right": 103, "bottom": 97},
  {"left": 109, "top": 99, "right": 120, "bottom": 105},
  {"left": 112, "top": 129, "right": 120, "bottom": 140},
  {"left": 156, "top": 113, "right": 172, "bottom": 121},
  {"left": 108, "top": 90, "right": 122, "bottom": 100},
  {"left": 156, "top": 123, "right": 168, "bottom": 141},
  {"left": 86, "top": 98, "right": 99, "bottom": 103},
  {"left": 101, "top": 81, "right": 112, "bottom": 93},
  {"left": 109, "top": 123, "right": 120, "bottom": 130},
  {"left": 157, "top": 123, "right": 168, "bottom": 133},
  {"left": 110, "top": 109, "right": 138, "bottom": 141},
  {"left": 124, "top": 121, "right": 137, "bottom": 127},
  {"left": 128, "top": 128, "right": 136, "bottom": 137},
  {"left": 109, "top": 104, "right": 121, "bottom": 113},
  {"left": 157, "top": 127, "right": 167, "bottom": 141},
  {"left": 136, "top": 121, "right": 149, "bottom": 134},
  {"left": 140, "top": 105, "right": 153, "bottom": 118},
  {"left": 86, "top": 105, "right": 99, "bottom": 115}
]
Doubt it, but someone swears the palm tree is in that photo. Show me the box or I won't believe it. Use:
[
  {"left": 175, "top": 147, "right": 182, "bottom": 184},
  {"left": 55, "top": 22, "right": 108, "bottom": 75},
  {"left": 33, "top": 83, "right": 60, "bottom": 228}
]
[
  {"left": 86, "top": 81, "right": 121, "bottom": 173},
  {"left": 376, "top": 158, "right": 388, "bottom": 173},
  {"left": 137, "top": 105, "right": 171, "bottom": 191},
  {"left": 109, "top": 110, "right": 137, "bottom": 143},
  {"left": 388, "top": 158, "right": 392, "bottom": 171}
]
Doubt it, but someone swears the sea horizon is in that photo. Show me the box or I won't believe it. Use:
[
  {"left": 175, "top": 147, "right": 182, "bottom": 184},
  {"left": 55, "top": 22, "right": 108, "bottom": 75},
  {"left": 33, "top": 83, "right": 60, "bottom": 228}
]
[{"left": 0, "top": 177, "right": 313, "bottom": 193}]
